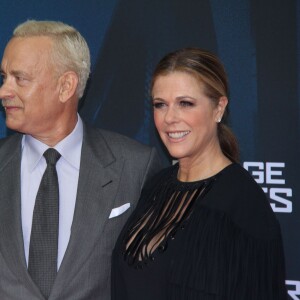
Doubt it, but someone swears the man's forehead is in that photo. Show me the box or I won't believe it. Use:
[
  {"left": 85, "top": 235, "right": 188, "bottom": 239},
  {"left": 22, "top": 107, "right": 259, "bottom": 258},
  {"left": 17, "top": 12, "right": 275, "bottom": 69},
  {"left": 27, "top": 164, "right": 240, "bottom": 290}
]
[
  {"left": 6, "top": 36, "right": 53, "bottom": 53},
  {"left": 2, "top": 36, "right": 53, "bottom": 71}
]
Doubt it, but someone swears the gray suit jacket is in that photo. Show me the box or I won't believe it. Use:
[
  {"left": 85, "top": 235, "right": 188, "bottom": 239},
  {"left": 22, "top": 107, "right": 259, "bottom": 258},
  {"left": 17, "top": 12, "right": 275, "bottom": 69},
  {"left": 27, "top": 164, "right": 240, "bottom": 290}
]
[{"left": 0, "top": 125, "right": 161, "bottom": 300}]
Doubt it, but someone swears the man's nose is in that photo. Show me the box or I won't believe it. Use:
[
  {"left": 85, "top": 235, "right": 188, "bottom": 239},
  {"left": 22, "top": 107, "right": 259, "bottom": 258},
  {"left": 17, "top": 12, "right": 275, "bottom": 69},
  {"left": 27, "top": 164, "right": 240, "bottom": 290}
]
[{"left": 0, "top": 78, "right": 14, "bottom": 100}]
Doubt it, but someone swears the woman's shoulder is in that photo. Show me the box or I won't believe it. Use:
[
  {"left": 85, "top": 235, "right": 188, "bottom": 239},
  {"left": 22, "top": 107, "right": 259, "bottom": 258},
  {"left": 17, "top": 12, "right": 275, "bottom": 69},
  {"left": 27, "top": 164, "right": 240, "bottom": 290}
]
[
  {"left": 215, "top": 162, "right": 260, "bottom": 186},
  {"left": 209, "top": 162, "right": 267, "bottom": 203},
  {"left": 203, "top": 163, "right": 281, "bottom": 240}
]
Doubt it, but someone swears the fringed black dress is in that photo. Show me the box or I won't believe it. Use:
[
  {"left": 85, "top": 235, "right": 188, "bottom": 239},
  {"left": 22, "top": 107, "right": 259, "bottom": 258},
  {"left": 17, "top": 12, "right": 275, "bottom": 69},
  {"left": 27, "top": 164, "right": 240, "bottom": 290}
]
[{"left": 112, "top": 163, "right": 287, "bottom": 299}]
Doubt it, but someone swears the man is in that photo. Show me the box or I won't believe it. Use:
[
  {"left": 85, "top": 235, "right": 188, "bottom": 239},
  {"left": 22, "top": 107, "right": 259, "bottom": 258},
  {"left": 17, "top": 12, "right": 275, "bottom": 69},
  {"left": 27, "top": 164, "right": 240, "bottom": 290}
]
[{"left": 0, "top": 20, "right": 160, "bottom": 300}]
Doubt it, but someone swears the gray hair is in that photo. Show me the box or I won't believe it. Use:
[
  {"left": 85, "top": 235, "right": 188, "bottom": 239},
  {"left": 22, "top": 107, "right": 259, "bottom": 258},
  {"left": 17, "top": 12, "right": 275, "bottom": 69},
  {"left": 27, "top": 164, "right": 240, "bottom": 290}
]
[{"left": 13, "top": 20, "right": 91, "bottom": 98}]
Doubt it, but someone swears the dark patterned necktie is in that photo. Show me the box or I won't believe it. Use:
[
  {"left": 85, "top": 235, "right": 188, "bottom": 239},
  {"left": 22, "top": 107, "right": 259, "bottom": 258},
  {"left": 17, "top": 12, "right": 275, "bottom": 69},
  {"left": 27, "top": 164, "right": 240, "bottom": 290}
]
[{"left": 28, "top": 148, "right": 61, "bottom": 299}]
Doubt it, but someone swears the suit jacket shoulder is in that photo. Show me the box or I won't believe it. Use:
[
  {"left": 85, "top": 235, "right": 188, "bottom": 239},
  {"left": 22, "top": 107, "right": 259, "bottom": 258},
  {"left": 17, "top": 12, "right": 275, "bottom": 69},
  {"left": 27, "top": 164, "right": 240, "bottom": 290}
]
[
  {"left": 94, "top": 127, "right": 155, "bottom": 157},
  {"left": 83, "top": 125, "right": 161, "bottom": 187}
]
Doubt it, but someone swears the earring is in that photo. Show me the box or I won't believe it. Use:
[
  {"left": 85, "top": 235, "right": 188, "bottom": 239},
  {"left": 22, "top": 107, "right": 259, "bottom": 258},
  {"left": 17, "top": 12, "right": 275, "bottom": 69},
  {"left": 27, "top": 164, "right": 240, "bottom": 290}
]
[{"left": 217, "top": 117, "right": 222, "bottom": 123}]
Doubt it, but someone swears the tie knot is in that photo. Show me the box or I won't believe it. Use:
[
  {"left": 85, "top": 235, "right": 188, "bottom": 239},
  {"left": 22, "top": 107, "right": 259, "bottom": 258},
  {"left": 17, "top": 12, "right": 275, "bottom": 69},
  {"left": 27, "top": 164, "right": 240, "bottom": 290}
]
[{"left": 43, "top": 148, "right": 61, "bottom": 166}]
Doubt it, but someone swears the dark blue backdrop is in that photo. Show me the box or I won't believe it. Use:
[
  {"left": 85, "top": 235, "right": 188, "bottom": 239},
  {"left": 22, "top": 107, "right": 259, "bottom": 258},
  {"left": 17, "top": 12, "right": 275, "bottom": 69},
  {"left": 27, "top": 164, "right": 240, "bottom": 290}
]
[{"left": 0, "top": 1, "right": 299, "bottom": 298}]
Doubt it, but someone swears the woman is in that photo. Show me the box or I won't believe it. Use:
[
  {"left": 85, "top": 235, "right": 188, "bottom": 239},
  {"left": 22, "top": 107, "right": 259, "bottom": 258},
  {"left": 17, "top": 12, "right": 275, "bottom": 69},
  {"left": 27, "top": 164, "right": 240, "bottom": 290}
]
[{"left": 112, "top": 48, "right": 287, "bottom": 299}]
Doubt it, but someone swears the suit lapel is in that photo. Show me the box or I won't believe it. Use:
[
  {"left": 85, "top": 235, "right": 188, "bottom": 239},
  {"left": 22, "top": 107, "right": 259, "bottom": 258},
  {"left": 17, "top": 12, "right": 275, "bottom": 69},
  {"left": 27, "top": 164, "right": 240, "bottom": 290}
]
[
  {"left": 0, "top": 134, "right": 43, "bottom": 297},
  {"left": 0, "top": 128, "right": 126, "bottom": 298},
  {"left": 53, "top": 126, "right": 124, "bottom": 289}
]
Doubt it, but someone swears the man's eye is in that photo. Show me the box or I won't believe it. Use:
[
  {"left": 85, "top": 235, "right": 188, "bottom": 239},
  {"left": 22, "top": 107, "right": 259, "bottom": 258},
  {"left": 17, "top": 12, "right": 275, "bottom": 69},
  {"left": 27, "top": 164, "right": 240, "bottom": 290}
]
[
  {"left": 0, "top": 74, "right": 6, "bottom": 85},
  {"left": 15, "top": 76, "right": 30, "bottom": 85},
  {"left": 153, "top": 102, "right": 166, "bottom": 109}
]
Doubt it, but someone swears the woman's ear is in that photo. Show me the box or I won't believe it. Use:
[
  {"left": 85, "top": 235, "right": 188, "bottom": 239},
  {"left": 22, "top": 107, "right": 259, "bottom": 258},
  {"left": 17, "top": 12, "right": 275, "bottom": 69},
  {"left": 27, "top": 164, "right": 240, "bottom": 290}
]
[
  {"left": 215, "top": 96, "right": 228, "bottom": 123},
  {"left": 58, "top": 71, "right": 79, "bottom": 103}
]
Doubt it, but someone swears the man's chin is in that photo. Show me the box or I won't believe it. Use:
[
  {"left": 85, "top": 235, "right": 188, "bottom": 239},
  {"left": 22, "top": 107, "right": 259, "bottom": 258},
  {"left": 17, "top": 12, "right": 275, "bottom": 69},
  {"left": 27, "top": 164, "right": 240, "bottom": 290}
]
[{"left": 5, "top": 120, "right": 24, "bottom": 133}]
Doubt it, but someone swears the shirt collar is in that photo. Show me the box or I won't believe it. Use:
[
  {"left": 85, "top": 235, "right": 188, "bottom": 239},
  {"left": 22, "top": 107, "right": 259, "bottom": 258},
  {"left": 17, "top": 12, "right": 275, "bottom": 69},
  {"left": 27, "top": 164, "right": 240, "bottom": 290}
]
[{"left": 22, "top": 115, "right": 83, "bottom": 172}]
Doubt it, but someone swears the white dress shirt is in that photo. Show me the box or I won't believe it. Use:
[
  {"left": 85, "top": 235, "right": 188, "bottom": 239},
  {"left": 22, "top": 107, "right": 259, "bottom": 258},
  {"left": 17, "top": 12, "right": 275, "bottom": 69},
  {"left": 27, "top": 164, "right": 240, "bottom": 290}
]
[{"left": 21, "top": 116, "right": 83, "bottom": 270}]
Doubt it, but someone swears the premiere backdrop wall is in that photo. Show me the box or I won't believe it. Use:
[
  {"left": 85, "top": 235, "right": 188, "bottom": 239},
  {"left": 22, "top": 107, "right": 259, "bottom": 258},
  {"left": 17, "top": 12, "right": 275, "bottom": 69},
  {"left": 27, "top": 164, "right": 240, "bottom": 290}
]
[{"left": 0, "top": 0, "right": 299, "bottom": 298}]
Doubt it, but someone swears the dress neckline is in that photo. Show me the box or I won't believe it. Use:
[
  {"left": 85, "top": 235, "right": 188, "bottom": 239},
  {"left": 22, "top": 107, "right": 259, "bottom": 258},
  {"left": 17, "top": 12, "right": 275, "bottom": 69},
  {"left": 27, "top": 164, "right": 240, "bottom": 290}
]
[
  {"left": 173, "top": 162, "right": 235, "bottom": 186},
  {"left": 123, "top": 163, "right": 235, "bottom": 267}
]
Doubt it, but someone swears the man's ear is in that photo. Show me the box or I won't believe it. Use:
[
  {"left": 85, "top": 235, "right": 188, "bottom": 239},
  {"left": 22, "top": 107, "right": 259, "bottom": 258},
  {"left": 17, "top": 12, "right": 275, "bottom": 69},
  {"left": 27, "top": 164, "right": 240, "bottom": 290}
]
[{"left": 58, "top": 71, "right": 79, "bottom": 103}]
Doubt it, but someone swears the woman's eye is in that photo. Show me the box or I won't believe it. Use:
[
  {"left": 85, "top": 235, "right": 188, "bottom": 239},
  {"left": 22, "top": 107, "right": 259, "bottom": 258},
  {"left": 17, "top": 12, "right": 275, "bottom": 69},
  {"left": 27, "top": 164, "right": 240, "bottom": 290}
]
[
  {"left": 153, "top": 102, "right": 166, "bottom": 109},
  {"left": 179, "top": 101, "right": 194, "bottom": 107}
]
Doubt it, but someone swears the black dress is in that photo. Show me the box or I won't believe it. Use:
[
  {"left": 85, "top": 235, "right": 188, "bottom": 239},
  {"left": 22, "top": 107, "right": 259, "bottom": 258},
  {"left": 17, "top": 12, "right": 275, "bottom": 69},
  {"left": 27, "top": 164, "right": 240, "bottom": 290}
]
[{"left": 112, "top": 163, "right": 287, "bottom": 299}]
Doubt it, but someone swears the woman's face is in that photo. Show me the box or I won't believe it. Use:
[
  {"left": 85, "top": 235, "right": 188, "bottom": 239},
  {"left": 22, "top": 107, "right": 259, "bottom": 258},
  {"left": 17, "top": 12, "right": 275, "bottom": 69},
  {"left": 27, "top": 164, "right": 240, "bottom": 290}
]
[{"left": 152, "top": 71, "right": 226, "bottom": 164}]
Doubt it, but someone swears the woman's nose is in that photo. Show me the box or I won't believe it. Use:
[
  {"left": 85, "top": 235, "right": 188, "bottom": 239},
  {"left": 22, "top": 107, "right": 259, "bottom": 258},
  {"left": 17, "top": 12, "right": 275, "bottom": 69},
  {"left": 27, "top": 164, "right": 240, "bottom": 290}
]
[{"left": 164, "top": 106, "right": 179, "bottom": 124}]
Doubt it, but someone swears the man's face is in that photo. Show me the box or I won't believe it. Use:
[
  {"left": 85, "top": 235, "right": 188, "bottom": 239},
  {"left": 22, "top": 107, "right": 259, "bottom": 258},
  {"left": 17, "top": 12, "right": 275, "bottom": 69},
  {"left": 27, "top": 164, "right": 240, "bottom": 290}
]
[{"left": 0, "top": 36, "right": 63, "bottom": 136}]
